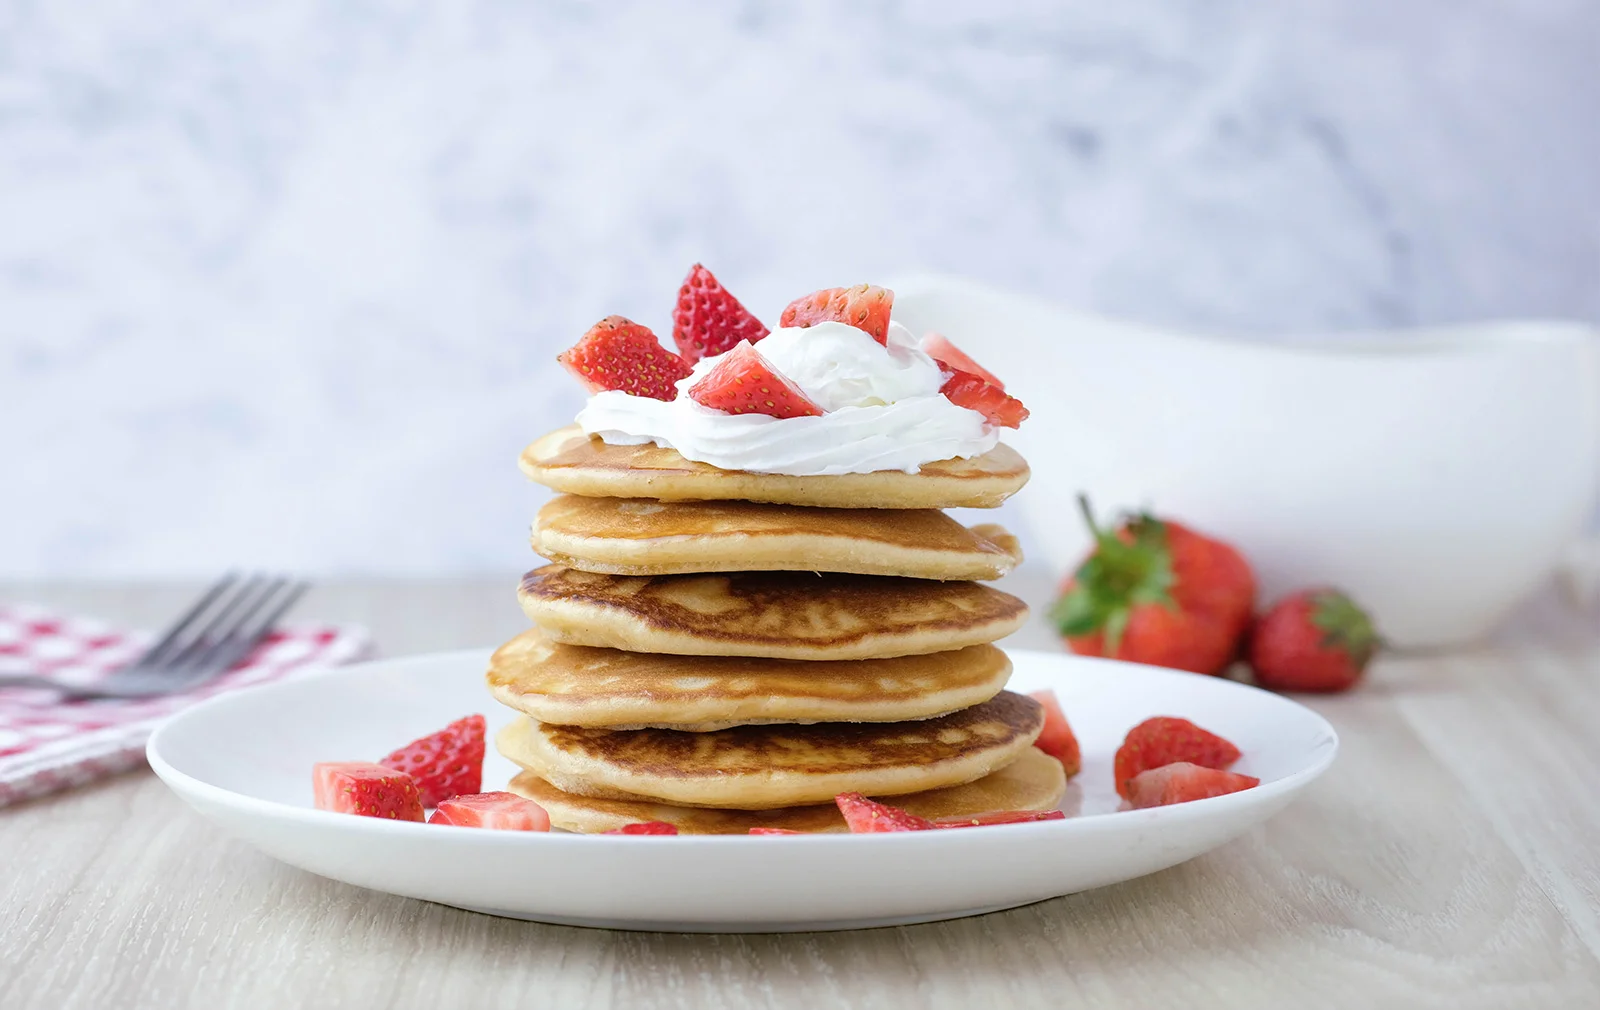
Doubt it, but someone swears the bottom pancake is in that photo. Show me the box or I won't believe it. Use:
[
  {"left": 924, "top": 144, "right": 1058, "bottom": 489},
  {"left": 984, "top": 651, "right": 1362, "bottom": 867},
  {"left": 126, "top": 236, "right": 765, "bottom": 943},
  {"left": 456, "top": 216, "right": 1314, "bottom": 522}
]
[
  {"left": 509, "top": 748, "right": 1067, "bottom": 834},
  {"left": 495, "top": 690, "right": 1045, "bottom": 809}
]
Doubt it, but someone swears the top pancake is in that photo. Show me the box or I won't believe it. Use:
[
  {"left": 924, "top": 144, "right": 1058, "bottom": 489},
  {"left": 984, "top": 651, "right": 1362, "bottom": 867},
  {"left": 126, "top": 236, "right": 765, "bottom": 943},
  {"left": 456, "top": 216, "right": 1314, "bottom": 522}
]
[
  {"left": 508, "top": 747, "right": 1067, "bottom": 834},
  {"left": 521, "top": 425, "right": 1029, "bottom": 509},
  {"left": 532, "top": 495, "right": 1023, "bottom": 580}
]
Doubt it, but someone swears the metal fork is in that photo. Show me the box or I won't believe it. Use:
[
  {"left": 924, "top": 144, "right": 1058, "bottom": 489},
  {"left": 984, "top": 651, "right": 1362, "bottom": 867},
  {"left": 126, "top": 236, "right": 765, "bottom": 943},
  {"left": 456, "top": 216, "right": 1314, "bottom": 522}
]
[{"left": 0, "top": 573, "right": 309, "bottom": 700}]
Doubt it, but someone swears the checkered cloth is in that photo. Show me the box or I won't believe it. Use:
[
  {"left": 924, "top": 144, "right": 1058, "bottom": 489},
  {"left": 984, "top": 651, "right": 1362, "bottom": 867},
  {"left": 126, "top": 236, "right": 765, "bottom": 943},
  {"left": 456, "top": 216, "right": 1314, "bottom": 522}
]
[{"left": 0, "top": 602, "right": 371, "bottom": 807}]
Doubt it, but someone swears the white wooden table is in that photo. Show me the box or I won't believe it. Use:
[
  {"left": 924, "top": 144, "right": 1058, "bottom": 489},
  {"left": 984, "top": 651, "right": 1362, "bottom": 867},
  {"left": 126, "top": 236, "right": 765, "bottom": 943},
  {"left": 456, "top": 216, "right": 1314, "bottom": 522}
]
[{"left": 4, "top": 574, "right": 1600, "bottom": 1009}]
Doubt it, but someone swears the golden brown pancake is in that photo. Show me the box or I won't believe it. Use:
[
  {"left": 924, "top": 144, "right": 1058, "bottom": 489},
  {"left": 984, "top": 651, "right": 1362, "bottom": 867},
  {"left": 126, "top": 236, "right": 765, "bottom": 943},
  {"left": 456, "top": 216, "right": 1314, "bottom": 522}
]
[
  {"left": 495, "top": 690, "right": 1044, "bottom": 809},
  {"left": 520, "top": 425, "right": 1029, "bottom": 509},
  {"left": 486, "top": 628, "right": 1013, "bottom": 730},
  {"left": 508, "top": 747, "right": 1066, "bottom": 834},
  {"left": 532, "top": 495, "right": 1022, "bottom": 581},
  {"left": 517, "top": 566, "right": 1030, "bottom": 660}
]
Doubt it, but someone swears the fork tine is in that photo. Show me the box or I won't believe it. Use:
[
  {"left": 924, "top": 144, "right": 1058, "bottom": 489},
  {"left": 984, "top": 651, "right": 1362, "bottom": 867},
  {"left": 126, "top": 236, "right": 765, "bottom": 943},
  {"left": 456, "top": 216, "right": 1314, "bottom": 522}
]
[
  {"left": 184, "top": 579, "right": 309, "bottom": 682},
  {"left": 156, "top": 574, "right": 276, "bottom": 674},
  {"left": 129, "top": 572, "right": 242, "bottom": 670}
]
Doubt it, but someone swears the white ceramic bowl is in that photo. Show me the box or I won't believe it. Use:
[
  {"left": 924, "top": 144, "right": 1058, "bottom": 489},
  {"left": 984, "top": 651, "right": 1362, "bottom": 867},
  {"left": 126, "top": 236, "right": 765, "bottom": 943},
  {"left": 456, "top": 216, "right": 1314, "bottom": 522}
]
[
  {"left": 893, "top": 275, "right": 1600, "bottom": 648},
  {"left": 148, "top": 648, "right": 1336, "bottom": 932}
]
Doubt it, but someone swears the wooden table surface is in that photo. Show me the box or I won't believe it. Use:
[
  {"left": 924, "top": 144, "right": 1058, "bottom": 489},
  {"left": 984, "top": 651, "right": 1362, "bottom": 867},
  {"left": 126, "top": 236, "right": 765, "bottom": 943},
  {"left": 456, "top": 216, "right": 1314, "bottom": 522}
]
[{"left": 4, "top": 574, "right": 1600, "bottom": 1009}]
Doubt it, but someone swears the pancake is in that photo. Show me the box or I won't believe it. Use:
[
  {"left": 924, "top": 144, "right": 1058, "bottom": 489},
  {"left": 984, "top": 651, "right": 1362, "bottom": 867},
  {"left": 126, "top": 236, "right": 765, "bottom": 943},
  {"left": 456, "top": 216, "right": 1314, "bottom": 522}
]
[
  {"left": 518, "top": 566, "right": 1030, "bottom": 660},
  {"left": 532, "top": 495, "right": 1022, "bottom": 581},
  {"left": 486, "top": 628, "right": 1013, "bottom": 730},
  {"left": 494, "top": 690, "right": 1044, "bottom": 809},
  {"left": 508, "top": 748, "right": 1067, "bottom": 834},
  {"left": 520, "top": 425, "right": 1029, "bottom": 509}
]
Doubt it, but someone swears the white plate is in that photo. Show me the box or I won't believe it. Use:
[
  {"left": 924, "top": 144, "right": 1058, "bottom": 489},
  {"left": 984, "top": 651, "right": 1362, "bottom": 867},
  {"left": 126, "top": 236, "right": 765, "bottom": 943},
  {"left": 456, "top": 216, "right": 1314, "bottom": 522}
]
[{"left": 147, "top": 649, "right": 1337, "bottom": 933}]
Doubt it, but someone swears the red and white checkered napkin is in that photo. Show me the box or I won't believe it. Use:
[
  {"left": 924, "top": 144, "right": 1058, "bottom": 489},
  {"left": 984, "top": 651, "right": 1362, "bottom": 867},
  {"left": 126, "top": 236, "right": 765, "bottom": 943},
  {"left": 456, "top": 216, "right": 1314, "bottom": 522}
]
[{"left": 0, "top": 602, "right": 372, "bottom": 808}]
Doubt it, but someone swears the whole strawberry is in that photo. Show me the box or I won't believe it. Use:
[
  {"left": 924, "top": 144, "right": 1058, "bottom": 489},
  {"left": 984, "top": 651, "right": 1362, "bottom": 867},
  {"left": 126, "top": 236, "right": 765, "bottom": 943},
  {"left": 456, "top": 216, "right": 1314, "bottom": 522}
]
[
  {"left": 1050, "top": 497, "right": 1255, "bottom": 675},
  {"left": 1248, "top": 588, "right": 1378, "bottom": 693}
]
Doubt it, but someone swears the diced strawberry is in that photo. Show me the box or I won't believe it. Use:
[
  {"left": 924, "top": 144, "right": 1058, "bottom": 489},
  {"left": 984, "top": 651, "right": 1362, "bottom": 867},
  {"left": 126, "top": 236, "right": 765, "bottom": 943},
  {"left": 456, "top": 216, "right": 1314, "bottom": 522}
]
[
  {"left": 932, "top": 809, "right": 1067, "bottom": 828},
  {"left": 1126, "top": 762, "right": 1259, "bottom": 809},
  {"left": 1027, "top": 689, "right": 1081, "bottom": 778},
  {"left": 923, "top": 332, "right": 1005, "bottom": 389},
  {"left": 428, "top": 792, "right": 551, "bottom": 831},
  {"left": 780, "top": 284, "right": 894, "bottom": 344},
  {"left": 1114, "top": 717, "right": 1242, "bottom": 799},
  {"left": 603, "top": 821, "right": 680, "bottom": 835},
  {"left": 748, "top": 828, "right": 805, "bottom": 836},
  {"left": 559, "top": 316, "right": 693, "bottom": 401},
  {"left": 834, "top": 792, "right": 935, "bottom": 833},
  {"left": 379, "top": 715, "right": 486, "bottom": 808},
  {"left": 941, "top": 370, "right": 1029, "bottom": 428},
  {"left": 672, "top": 263, "right": 770, "bottom": 364},
  {"left": 687, "top": 341, "right": 823, "bottom": 419},
  {"left": 313, "top": 762, "right": 425, "bottom": 822}
]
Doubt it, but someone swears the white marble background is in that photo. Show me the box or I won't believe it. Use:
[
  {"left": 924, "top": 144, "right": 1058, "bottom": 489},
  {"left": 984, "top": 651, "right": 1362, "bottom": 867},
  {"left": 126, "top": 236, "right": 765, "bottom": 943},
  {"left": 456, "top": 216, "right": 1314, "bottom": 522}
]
[{"left": 2, "top": 1, "right": 1596, "bottom": 577}]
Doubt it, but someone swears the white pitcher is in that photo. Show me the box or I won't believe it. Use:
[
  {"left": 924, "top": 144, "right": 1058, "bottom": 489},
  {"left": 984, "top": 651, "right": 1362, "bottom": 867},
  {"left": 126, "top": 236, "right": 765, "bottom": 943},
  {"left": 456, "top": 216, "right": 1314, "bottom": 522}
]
[{"left": 892, "top": 275, "right": 1600, "bottom": 649}]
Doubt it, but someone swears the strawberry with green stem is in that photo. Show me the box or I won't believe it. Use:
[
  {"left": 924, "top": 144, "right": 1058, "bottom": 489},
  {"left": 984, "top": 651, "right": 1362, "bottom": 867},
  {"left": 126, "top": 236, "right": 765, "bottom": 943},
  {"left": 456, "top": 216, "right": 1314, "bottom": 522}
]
[{"left": 1249, "top": 588, "right": 1379, "bottom": 693}]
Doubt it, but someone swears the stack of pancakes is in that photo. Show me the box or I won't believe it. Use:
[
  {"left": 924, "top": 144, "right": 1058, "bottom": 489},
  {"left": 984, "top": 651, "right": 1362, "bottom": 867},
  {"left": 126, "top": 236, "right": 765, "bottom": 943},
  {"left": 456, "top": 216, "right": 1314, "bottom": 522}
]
[{"left": 486, "top": 425, "right": 1063, "bottom": 833}]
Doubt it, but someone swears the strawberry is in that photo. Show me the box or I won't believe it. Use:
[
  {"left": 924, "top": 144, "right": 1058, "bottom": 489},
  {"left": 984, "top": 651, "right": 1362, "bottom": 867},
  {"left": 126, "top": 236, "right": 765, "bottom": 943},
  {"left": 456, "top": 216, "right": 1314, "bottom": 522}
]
[
  {"left": 748, "top": 828, "right": 805, "bottom": 836},
  {"left": 834, "top": 792, "right": 935, "bottom": 833},
  {"left": 559, "top": 316, "right": 692, "bottom": 401},
  {"left": 1249, "top": 588, "right": 1378, "bottom": 693},
  {"left": 1050, "top": 497, "right": 1255, "bottom": 675},
  {"left": 932, "top": 810, "right": 1066, "bottom": 828},
  {"left": 428, "top": 792, "right": 551, "bottom": 831},
  {"left": 687, "top": 340, "right": 823, "bottom": 419},
  {"left": 672, "top": 263, "right": 770, "bottom": 364},
  {"left": 1126, "top": 762, "right": 1259, "bottom": 809},
  {"left": 923, "top": 332, "right": 1005, "bottom": 388},
  {"left": 378, "top": 714, "right": 486, "bottom": 808},
  {"left": 1113, "top": 716, "right": 1242, "bottom": 799},
  {"left": 1027, "top": 689, "right": 1081, "bottom": 778},
  {"left": 603, "top": 821, "right": 679, "bottom": 835},
  {"left": 940, "top": 370, "right": 1029, "bottom": 428},
  {"left": 313, "top": 762, "right": 425, "bottom": 822},
  {"left": 780, "top": 284, "right": 894, "bottom": 343}
]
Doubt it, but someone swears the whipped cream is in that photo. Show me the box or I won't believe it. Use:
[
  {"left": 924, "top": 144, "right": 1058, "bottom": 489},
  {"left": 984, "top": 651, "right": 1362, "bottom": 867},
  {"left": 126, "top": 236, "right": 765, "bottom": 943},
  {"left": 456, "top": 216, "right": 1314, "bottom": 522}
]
[{"left": 575, "top": 321, "right": 999, "bottom": 475}]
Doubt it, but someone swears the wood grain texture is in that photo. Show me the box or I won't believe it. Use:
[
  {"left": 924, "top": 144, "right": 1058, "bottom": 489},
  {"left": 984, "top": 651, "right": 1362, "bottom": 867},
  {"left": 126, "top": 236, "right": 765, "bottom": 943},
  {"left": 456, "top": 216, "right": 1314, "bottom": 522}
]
[{"left": 3, "top": 575, "right": 1599, "bottom": 1009}]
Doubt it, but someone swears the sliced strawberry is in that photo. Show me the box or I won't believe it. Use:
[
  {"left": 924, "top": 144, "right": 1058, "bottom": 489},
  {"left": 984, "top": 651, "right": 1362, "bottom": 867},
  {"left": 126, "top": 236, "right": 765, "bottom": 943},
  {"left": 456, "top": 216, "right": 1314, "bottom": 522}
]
[
  {"left": 603, "top": 821, "right": 680, "bottom": 835},
  {"left": 923, "top": 332, "right": 1004, "bottom": 389},
  {"left": 428, "top": 792, "right": 551, "bottom": 831},
  {"left": 748, "top": 828, "right": 806, "bottom": 836},
  {"left": 1126, "top": 762, "right": 1259, "bottom": 809},
  {"left": 672, "top": 263, "right": 770, "bottom": 364},
  {"left": 559, "top": 316, "right": 692, "bottom": 401},
  {"left": 687, "top": 341, "right": 823, "bottom": 419},
  {"left": 313, "top": 762, "right": 425, "bottom": 822},
  {"left": 835, "top": 792, "right": 935, "bottom": 833},
  {"left": 780, "top": 284, "right": 894, "bottom": 343},
  {"left": 932, "top": 809, "right": 1066, "bottom": 828},
  {"left": 1114, "top": 717, "right": 1242, "bottom": 799},
  {"left": 379, "top": 714, "right": 486, "bottom": 808},
  {"left": 1027, "top": 689, "right": 1081, "bottom": 778},
  {"left": 941, "top": 370, "right": 1029, "bottom": 428}
]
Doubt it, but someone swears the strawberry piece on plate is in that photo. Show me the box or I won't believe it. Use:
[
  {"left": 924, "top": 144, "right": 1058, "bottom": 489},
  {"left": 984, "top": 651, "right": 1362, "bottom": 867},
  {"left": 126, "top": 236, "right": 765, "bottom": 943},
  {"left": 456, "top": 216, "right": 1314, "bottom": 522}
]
[
  {"left": 1027, "top": 689, "right": 1081, "bottom": 778},
  {"left": 923, "top": 332, "right": 1005, "bottom": 389},
  {"left": 1113, "top": 716, "right": 1242, "bottom": 799},
  {"left": 941, "top": 370, "right": 1029, "bottom": 428},
  {"left": 672, "top": 263, "right": 770, "bottom": 364},
  {"left": 932, "top": 809, "right": 1067, "bottom": 828},
  {"left": 688, "top": 341, "right": 823, "bottom": 419},
  {"left": 313, "top": 762, "right": 425, "bottom": 822},
  {"left": 1126, "top": 762, "right": 1259, "bottom": 809},
  {"left": 559, "top": 316, "right": 693, "bottom": 401},
  {"left": 780, "top": 284, "right": 894, "bottom": 344},
  {"left": 379, "top": 714, "right": 486, "bottom": 808},
  {"left": 603, "top": 821, "right": 680, "bottom": 835},
  {"left": 428, "top": 792, "right": 551, "bottom": 831},
  {"left": 835, "top": 792, "right": 935, "bottom": 833},
  {"left": 748, "top": 828, "right": 806, "bottom": 836}
]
